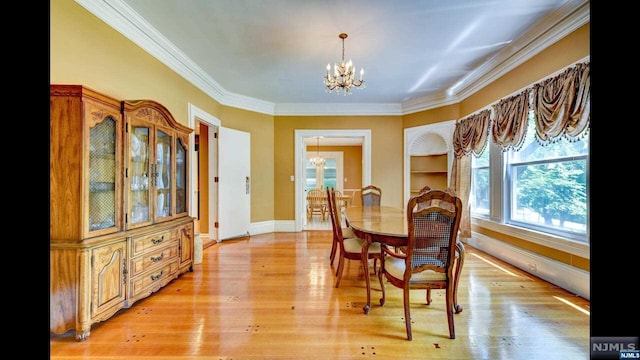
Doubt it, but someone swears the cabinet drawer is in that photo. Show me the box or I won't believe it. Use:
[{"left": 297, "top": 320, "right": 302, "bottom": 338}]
[
  {"left": 129, "top": 243, "right": 179, "bottom": 277},
  {"left": 130, "top": 261, "right": 179, "bottom": 299},
  {"left": 131, "top": 229, "right": 174, "bottom": 257}
]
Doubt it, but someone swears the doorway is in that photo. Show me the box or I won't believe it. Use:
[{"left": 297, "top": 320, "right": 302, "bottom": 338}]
[
  {"left": 188, "top": 103, "right": 219, "bottom": 247},
  {"left": 303, "top": 150, "right": 343, "bottom": 230},
  {"left": 294, "top": 129, "right": 372, "bottom": 232}
]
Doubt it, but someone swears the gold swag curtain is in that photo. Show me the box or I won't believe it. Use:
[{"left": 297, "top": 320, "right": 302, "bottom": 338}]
[
  {"left": 449, "top": 60, "right": 590, "bottom": 239},
  {"left": 451, "top": 109, "right": 491, "bottom": 238},
  {"left": 532, "top": 61, "right": 590, "bottom": 143},
  {"left": 492, "top": 89, "right": 531, "bottom": 151}
]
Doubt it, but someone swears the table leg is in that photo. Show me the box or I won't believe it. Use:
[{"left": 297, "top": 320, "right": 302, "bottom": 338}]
[{"left": 361, "top": 234, "right": 372, "bottom": 314}]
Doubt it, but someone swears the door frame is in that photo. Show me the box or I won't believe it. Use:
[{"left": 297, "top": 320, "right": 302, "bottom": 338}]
[
  {"left": 188, "top": 103, "right": 220, "bottom": 242},
  {"left": 294, "top": 129, "right": 371, "bottom": 232}
]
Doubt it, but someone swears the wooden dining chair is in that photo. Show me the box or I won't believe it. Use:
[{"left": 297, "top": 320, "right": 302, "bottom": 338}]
[
  {"left": 377, "top": 189, "right": 463, "bottom": 340},
  {"left": 327, "top": 188, "right": 383, "bottom": 288},
  {"left": 361, "top": 185, "right": 382, "bottom": 206},
  {"left": 306, "top": 188, "right": 327, "bottom": 221},
  {"left": 421, "top": 186, "right": 463, "bottom": 312},
  {"left": 326, "top": 188, "right": 356, "bottom": 265}
]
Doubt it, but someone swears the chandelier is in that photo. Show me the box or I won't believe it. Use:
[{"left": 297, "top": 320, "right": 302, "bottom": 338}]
[
  {"left": 310, "top": 137, "right": 326, "bottom": 167},
  {"left": 324, "top": 33, "right": 365, "bottom": 95}
]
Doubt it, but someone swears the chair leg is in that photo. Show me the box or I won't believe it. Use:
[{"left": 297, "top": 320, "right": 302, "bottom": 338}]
[
  {"left": 334, "top": 255, "right": 345, "bottom": 288},
  {"left": 403, "top": 286, "right": 412, "bottom": 341},
  {"left": 329, "top": 236, "right": 337, "bottom": 264},
  {"left": 377, "top": 262, "right": 386, "bottom": 306},
  {"left": 426, "top": 289, "right": 432, "bottom": 305},
  {"left": 454, "top": 243, "right": 465, "bottom": 313},
  {"left": 446, "top": 286, "right": 456, "bottom": 339}
]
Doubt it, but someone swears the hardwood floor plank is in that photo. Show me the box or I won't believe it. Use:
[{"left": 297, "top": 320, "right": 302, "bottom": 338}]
[{"left": 50, "top": 231, "right": 589, "bottom": 359}]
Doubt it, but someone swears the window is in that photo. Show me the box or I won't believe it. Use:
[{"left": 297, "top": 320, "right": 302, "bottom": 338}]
[
  {"left": 470, "top": 114, "right": 589, "bottom": 243},
  {"left": 470, "top": 147, "right": 490, "bottom": 217},
  {"left": 305, "top": 157, "right": 338, "bottom": 192}
]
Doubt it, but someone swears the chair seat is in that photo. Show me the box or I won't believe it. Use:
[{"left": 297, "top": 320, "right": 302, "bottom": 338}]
[
  {"left": 343, "top": 237, "right": 381, "bottom": 253},
  {"left": 384, "top": 256, "right": 448, "bottom": 281}
]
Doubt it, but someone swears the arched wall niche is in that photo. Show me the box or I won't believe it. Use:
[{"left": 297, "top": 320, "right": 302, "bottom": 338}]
[
  {"left": 409, "top": 132, "right": 448, "bottom": 155},
  {"left": 403, "top": 120, "right": 456, "bottom": 205}
]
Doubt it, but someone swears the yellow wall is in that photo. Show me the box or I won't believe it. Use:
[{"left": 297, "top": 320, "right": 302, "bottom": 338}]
[
  {"left": 460, "top": 24, "right": 590, "bottom": 117},
  {"left": 305, "top": 145, "right": 363, "bottom": 192},
  {"left": 327, "top": 145, "right": 363, "bottom": 192},
  {"left": 50, "top": 0, "right": 275, "bottom": 223},
  {"left": 51, "top": 0, "right": 589, "bottom": 270},
  {"left": 456, "top": 23, "right": 590, "bottom": 271},
  {"left": 403, "top": 104, "right": 460, "bottom": 129},
  {"left": 274, "top": 115, "right": 403, "bottom": 220}
]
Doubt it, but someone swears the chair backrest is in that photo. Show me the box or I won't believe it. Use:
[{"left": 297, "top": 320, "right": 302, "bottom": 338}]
[
  {"left": 307, "top": 188, "right": 325, "bottom": 206},
  {"left": 361, "top": 185, "right": 382, "bottom": 206},
  {"left": 416, "top": 185, "right": 457, "bottom": 211},
  {"left": 326, "top": 188, "right": 343, "bottom": 241},
  {"left": 406, "top": 189, "right": 462, "bottom": 276}
]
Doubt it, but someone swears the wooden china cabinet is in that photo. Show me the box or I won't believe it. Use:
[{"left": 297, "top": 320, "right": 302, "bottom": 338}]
[{"left": 50, "top": 85, "right": 194, "bottom": 341}]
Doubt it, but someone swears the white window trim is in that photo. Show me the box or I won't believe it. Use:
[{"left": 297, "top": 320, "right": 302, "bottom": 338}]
[{"left": 472, "top": 217, "right": 589, "bottom": 259}]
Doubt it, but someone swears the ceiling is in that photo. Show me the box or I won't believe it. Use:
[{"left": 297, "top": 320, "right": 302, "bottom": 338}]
[{"left": 78, "top": 0, "right": 589, "bottom": 118}]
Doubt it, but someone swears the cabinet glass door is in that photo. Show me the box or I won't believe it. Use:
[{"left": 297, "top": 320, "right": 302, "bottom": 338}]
[
  {"left": 176, "top": 138, "right": 187, "bottom": 214},
  {"left": 88, "top": 117, "right": 117, "bottom": 232},
  {"left": 156, "top": 129, "right": 172, "bottom": 219},
  {"left": 129, "top": 126, "right": 151, "bottom": 225}
]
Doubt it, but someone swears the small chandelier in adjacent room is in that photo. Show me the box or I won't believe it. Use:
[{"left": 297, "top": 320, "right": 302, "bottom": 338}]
[
  {"left": 324, "top": 33, "right": 365, "bottom": 95},
  {"left": 310, "top": 137, "right": 326, "bottom": 167}
]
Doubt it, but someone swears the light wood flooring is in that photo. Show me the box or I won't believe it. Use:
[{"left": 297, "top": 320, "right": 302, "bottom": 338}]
[
  {"left": 303, "top": 215, "right": 332, "bottom": 231},
  {"left": 50, "top": 230, "right": 590, "bottom": 359}
]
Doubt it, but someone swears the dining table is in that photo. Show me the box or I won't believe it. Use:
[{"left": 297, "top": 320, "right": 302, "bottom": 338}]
[
  {"left": 306, "top": 193, "right": 352, "bottom": 220},
  {"left": 344, "top": 205, "right": 465, "bottom": 314}
]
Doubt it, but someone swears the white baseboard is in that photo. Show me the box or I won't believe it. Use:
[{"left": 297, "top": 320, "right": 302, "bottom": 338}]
[
  {"left": 250, "top": 220, "right": 297, "bottom": 235},
  {"left": 468, "top": 232, "right": 590, "bottom": 300},
  {"left": 248, "top": 220, "right": 275, "bottom": 235},
  {"left": 272, "top": 220, "right": 296, "bottom": 233}
]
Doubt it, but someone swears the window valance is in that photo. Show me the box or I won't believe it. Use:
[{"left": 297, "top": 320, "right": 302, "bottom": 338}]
[
  {"left": 532, "top": 61, "right": 590, "bottom": 144},
  {"left": 452, "top": 60, "right": 590, "bottom": 157},
  {"left": 492, "top": 89, "right": 530, "bottom": 152},
  {"left": 453, "top": 109, "right": 491, "bottom": 159}
]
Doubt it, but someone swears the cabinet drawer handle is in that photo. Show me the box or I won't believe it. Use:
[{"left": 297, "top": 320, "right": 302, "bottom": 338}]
[
  {"left": 150, "top": 270, "right": 164, "bottom": 281},
  {"left": 150, "top": 253, "right": 164, "bottom": 262},
  {"left": 151, "top": 235, "right": 165, "bottom": 244}
]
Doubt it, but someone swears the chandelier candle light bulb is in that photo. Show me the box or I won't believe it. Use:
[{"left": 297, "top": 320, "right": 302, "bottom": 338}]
[{"left": 324, "top": 33, "right": 365, "bottom": 95}]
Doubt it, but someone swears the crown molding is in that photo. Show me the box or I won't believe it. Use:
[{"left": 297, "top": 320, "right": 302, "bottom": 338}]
[
  {"left": 75, "top": 0, "right": 276, "bottom": 115},
  {"left": 448, "top": 0, "right": 590, "bottom": 102},
  {"left": 274, "top": 102, "right": 402, "bottom": 116},
  {"left": 75, "top": 0, "right": 589, "bottom": 117}
]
